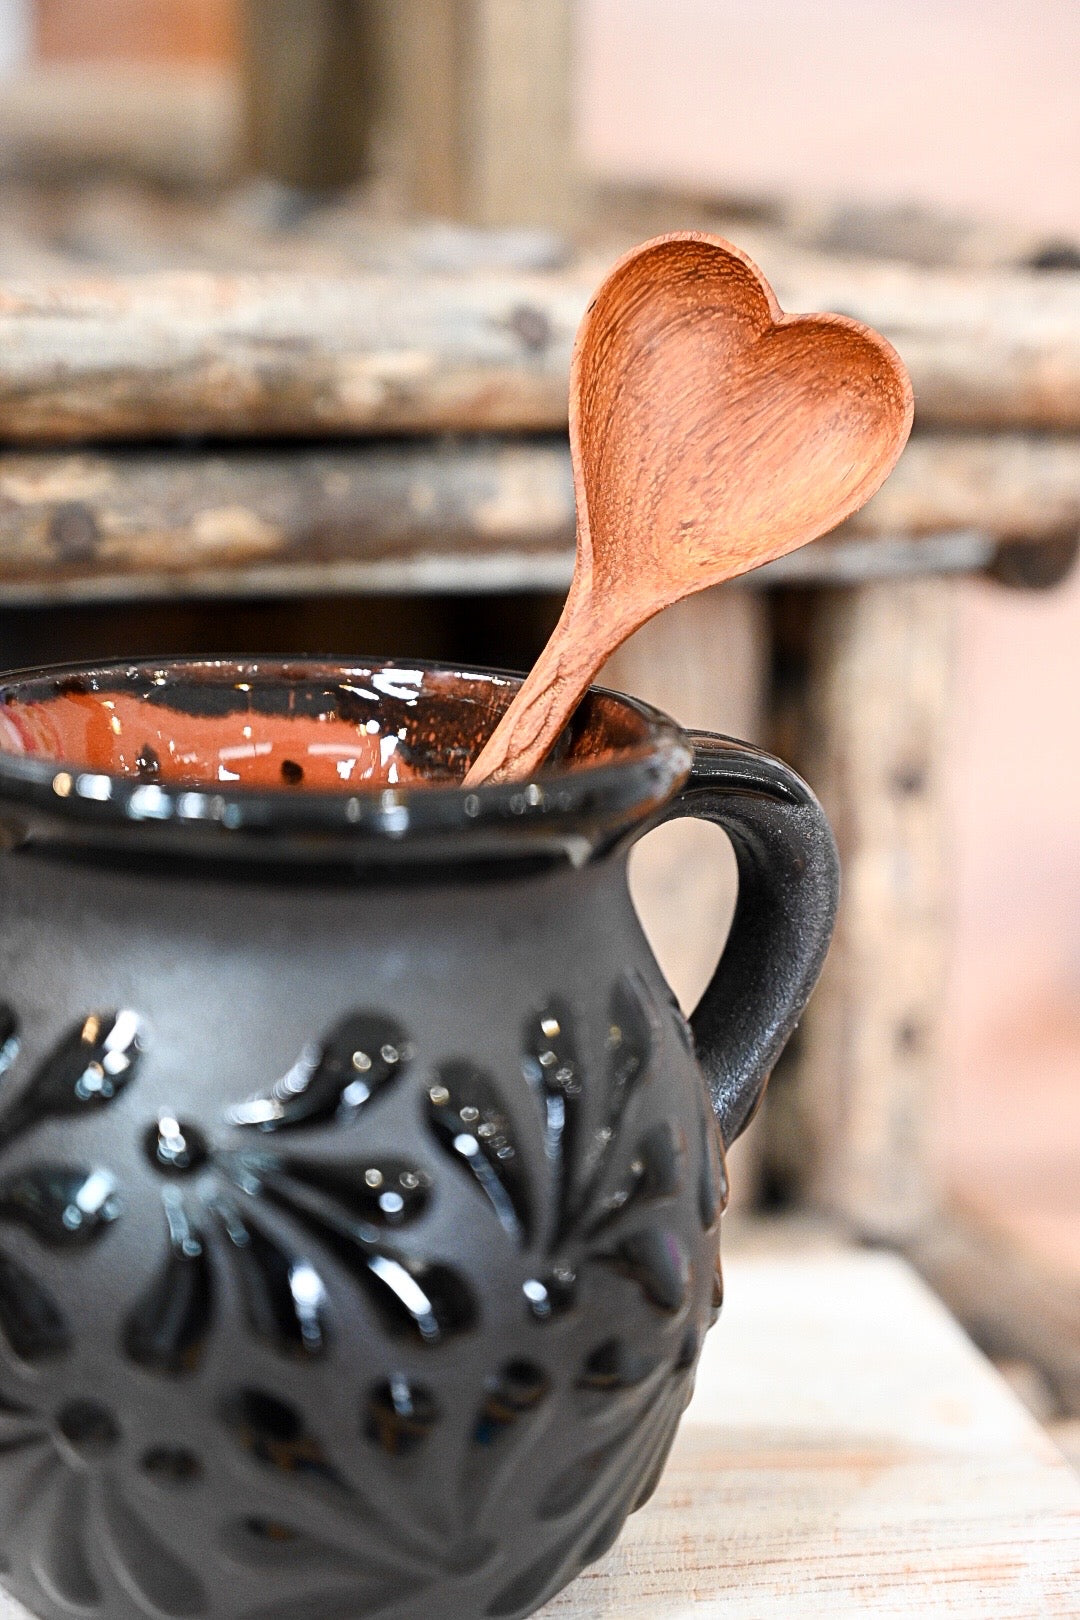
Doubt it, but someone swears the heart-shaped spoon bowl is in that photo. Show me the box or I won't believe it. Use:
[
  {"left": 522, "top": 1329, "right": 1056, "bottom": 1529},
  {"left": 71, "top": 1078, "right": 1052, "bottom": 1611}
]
[
  {"left": 465, "top": 232, "right": 913, "bottom": 785},
  {"left": 573, "top": 232, "right": 914, "bottom": 616}
]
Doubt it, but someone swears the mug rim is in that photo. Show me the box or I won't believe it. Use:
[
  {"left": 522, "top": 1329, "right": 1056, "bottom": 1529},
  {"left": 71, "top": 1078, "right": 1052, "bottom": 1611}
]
[{"left": 0, "top": 655, "right": 693, "bottom": 864}]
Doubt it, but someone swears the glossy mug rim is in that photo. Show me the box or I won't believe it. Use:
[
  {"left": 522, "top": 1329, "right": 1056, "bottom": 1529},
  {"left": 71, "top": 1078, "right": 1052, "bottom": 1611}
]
[{"left": 0, "top": 656, "right": 694, "bottom": 864}]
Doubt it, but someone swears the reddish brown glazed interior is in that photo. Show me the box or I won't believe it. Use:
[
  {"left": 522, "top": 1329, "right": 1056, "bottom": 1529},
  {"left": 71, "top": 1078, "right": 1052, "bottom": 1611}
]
[
  {"left": 0, "top": 688, "right": 426, "bottom": 792},
  {"left": 0, "top": 660, "right": 653, "bottom": 794}
]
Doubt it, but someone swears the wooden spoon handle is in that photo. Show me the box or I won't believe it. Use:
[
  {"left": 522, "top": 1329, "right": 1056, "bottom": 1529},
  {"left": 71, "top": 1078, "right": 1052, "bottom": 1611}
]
[{"left": 463, "top": 591, "right": 604, "bottom": 786}]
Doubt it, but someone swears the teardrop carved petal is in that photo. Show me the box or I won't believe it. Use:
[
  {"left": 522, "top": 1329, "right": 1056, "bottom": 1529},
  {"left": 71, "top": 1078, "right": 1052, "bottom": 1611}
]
[
  {"left": 522, "top": 1002, "right": 582, "bottom": 1234},
  {"left": 227, "top": 1158, "right": 475, "bottom": 1347},
  {"left": 38, "top": 1469, "right": 98, "bottom": 1609},
  {"left": 472, "top": 1361, "right": 549, "bottom": 1448},
  {"left": 1, "top": 1010, "right": 143, "bottom": 1142},
  {"left": 0, "top": 1165, "right": 120, "bottom": 1247},
  {"left": 585, "top": 1121, "right": 683, "bottom": 1238},
  {"left": 0, "top": 1252, "right": 69, "bottom": 1362},
  {"left": 221, "top": 1389, "right": 352, "bottom": 1499},
  {"left": 428, "top": 1063, "right": 528, "bottom": 1243},
  {"left": 215, "top": 1203, "right": 329, "bottom": 1360},
  {"left": 365, "top": 1378, "right": 440, "bottom": 1458},
  {"left": 125, "top": 1196, "right": 211, "bottom": 1375},
  {"left": 227, "top": 1014, "right": 412, "bottom": 1131},
  {"left": 274, "top": 1159, "right": 431, "bottom": 1230},
  {"left": 601, "top": 1227, "right": 691, "bottom": 1314}
]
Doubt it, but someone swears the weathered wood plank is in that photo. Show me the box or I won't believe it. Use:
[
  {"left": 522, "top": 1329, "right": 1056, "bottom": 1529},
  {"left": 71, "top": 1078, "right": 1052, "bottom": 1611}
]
[
  {"left": 240, "top": 0, "right": 385, "bottom": 192},
  {"left": 0, "top": 183, "right": 570, "bottom": 279},
  {"left": 0, "top": 269, "right": 583, "bottom": 442},
  {"left": 0, "top": 439, "right": 574, "bottom": 603},
  {"left": 0, "top": 256, "right": 1078, "bottom": 442},
  {"left": 775, "top": 255, "right": 1080, "bottom": 432},
  {"left": 590, "top": 180, "right": 1067, "bottom": 271},
  {"left": 764, "top": 580, "right": 955, "bottom": 1243},
  {"left": 2, "top": 61, "right": 1071, "bottom": 280},
  {"left": 0, "top": 435, "right": 1073, "bottom": 604},
  {"left": 846, "top": 431, "right": 1080, "bottom": 539},
  {"left": 389, "top": 0, "right": 577, "bottom": 230}
]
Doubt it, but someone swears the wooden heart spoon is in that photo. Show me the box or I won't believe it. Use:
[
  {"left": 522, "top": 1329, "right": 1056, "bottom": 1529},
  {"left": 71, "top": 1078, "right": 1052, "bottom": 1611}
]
[{"left": 463, "top": 231, "right": 913, "bottom": 786}]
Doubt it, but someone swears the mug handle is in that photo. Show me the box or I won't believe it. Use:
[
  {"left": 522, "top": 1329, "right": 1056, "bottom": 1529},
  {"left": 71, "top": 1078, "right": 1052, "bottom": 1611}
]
[{"left": 651, "top": 731, "right": 840, "bottom": 1147}]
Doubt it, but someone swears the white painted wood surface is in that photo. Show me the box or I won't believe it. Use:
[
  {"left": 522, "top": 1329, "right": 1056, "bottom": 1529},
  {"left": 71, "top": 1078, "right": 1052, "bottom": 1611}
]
[{"left": 546, "top": 1250, "right": 1080, "bottom": 1617}]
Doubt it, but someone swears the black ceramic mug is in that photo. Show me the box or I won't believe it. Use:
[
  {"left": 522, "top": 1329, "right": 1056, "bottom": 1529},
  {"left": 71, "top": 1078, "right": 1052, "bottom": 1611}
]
[{"left": 0, "top": 657, "right": 837, "bottom": 1620}]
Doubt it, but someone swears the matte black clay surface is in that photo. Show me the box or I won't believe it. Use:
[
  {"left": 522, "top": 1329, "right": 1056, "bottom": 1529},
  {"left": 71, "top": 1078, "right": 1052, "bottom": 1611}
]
[{"left": 0, "top": 659, "right": 838, "bottom": 1620}]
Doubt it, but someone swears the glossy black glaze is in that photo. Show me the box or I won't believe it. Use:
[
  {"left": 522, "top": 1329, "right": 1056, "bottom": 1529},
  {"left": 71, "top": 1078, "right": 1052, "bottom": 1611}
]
[
  {"left": 0, "top": 657, "right": 692, "bottom": 866},
  {"left": 0, "top": 658, "right": 837, "bottom": 1620}
]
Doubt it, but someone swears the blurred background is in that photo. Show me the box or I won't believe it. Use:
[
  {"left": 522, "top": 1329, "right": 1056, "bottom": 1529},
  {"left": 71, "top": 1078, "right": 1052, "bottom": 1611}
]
[
  {"left": 585, "top": 0, "right": 1080, "bottom": 1290},
  {"left": 0, "top": 0, "right": 1074, "bottom": 1444}
]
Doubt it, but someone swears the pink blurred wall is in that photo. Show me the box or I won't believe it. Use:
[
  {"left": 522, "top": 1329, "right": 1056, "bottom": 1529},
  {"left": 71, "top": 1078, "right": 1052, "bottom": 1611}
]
[
  {"left": 579, "top": 0, "right": 1080, "bottom": 1255},
  {"left": 580, "top": 0, "right": 1080, "bottom": 234}
]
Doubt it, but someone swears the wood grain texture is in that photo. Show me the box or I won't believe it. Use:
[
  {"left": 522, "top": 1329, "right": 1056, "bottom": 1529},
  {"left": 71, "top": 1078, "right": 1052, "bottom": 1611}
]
[
  {"left": 0, "top": 252, "right": 1079, "bottom": 442},
  {"left": 0, "top": 434, "right": 1070, "bottom": 606},
  {"left": 0, "top": 268, "right": 585, "bottom": 442},
  {"left": 0, "top": 182, "right": 569, "bottom": 278},
  {"left": 848, "top": 432, "right": 1080, "bottom": 540},
  {"left": 540, "top": 1249, "right": 1080, "bottom": 1617},
  {"left": 0, "top": 440, "right": 576, "bottom": 603},
  {"left": 589, "top": 180, "right": 1062, "bottom": 273},
  {"left": 464, "top": 232, "right": 912, "bottom": 784},
  {"left": 0, "top": 57, "right": 1058, "bottom": 273}
]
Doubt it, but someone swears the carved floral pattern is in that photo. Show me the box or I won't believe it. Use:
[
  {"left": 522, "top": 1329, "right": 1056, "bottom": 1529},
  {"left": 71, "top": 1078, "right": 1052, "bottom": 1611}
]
[{"left": 0, "top": 981, "right": 725, "bottom": 1620}]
